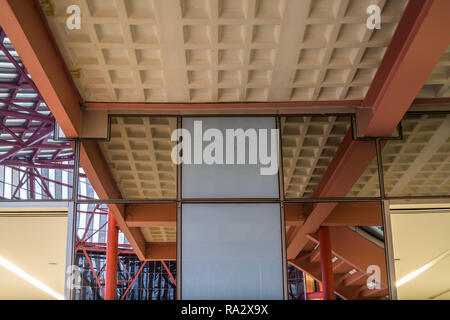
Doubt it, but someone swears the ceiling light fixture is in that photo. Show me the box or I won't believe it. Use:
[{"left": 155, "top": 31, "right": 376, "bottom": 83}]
[
  {"left": 396, "top": 249, "right": 450, "bottom": 287},
  {"left": 0, "top": 256, "right": 64, "bottom": 300}
]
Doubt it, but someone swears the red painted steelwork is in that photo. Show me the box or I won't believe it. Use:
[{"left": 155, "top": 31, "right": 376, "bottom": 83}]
[
  {"left": 80, "top": 243, "right": 105, "bottom": 298},
  {"left": 161, "top": 260, "right": 177, "bottom": 286},
  {"left": 0, "top": 0, "right": 82, "bottom": 137},
  {"left": 120, "top": 261, "right": 147, "bottom": 300},
  {"left": 105, "top": 212, "right": 119, "bottom": 300},
  {"left": 0, "top": 27, "right": 74, "bottom": 200},
  {"left": 306, "top": 291, "right": 324, "bottom": 300},
  {"left": 84, "top": 100, "right": 361, "bottom": 110},
  {"left": 359, "top": 0, "right": 450, "bottom": 137}
]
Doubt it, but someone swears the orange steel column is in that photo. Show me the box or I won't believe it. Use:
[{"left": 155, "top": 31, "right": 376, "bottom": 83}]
[
  {"left": 105, "top": 212, "right": 118, "bottom": 300},
  {"left": 319, "top": 226, "right": 334, "bottom": 300}
]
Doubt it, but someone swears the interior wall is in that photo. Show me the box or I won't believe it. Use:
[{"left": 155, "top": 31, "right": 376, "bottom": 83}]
[
  {"left": 0, "top": 206, "right": 68, "bottom": 300},
  {"left": 391, "top": 205, "right": 450, "bottom": 300}
]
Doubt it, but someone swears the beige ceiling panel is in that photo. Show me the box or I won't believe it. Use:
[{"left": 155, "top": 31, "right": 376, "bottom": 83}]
[
  {"left": 99, "top": 116, "right": 177, "bottom": 199},
  {"left": 347, "top": 157, "right": 380, "bottom": 197},
  {"left": 417, "top": 45, "right": 450, "bottom": 99},
  {"left": 40, "top": 0, "right": 408, "bottom": 102},
  {"left": 140, "top": 226, "right": 176, "bottom": 242},
  {"left": 281, "top": 115, "right": 351, "bottom": 198},
  {"left": 383, "top": 114, "right": 450, "bottom": 196}
]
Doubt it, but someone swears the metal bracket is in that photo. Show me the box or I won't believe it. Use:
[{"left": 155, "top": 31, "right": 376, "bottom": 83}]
[
  {"left": 54, "top": 110, "right": 112, "bottom": 142},
  {"left": 350, "top": 114, "right": 403, "bottom": 141}
]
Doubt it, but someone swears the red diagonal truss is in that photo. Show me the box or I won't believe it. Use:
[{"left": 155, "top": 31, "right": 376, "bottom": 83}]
[{"left": 0, "top": 27, "right": 74, "bottom": 199}]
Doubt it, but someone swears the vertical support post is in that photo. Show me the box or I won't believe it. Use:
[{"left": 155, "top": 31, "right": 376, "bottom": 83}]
[
  {"left": 375, "top": 139, "right": 398, "bottom": 299},
  {"left": 382, "top": 200, "right": 398, "bottom": 300},
  {"left": 105, "top": 211, "right": 118, "bottom": 300},
  {"left": 302, "top": 271, "right": 308, "bottom": 300},
  {"left": 277, "top": 116, "right": 288, "bottom": 300},
  {"left": 65, "top": 139, "right": 80, "bottom": 300},
  {"left": 64, "top": 202, "right": 75, "bottom": 300},
  {"left": 176, "top": 116, "right": 182, "bottom": 300},
  {"left": 318, "top": 226, "right": 334, "bottom": 300}
]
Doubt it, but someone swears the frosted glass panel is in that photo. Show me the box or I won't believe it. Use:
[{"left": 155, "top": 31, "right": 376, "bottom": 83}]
[
  {"left": 182, "top": 203, "right": 284, "bottom": 300},
  {"left": 182, "top": 117, "right": 279, "bottom": 198}
]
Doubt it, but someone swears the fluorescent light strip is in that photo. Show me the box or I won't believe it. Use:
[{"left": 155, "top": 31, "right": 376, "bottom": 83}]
[
  {"left": 0, "top": 256, "right": 64, "bottom": 300},
  {"left": 396, "top": 249, "right": 450, "bottom": 287}
]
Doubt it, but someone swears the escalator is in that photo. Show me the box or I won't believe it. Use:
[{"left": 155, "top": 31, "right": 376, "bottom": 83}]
[{"left": 289, "top": 226, "right": 389, "bottom": 300}]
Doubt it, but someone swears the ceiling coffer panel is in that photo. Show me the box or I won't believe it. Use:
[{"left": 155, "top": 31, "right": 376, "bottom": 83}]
[
  {"left": 99, "top": 116, "right": 177, "bottom": 199},
  {"left": 39, "top": 0, "right": 408, "bottom": 102},
  {"left": 281, "top": 115, "right": 351, "bottom": 198},
  {"left": 417, "top": 45, "right": 450, "bottom": 99},
  {"left": 141, "top": 226, "right": 176, "bottom": 242}
]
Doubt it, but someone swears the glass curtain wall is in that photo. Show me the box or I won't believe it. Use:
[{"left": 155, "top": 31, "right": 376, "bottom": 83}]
[
  {"left": 180, "top": 117, "right": 285, "bottom": 300},
  {"left": 5, "top": 112, "right": 449, "bottom": 300}
]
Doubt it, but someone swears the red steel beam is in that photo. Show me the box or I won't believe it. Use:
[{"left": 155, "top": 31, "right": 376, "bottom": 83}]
[
  {"left": 145, "top": 243, "right": 176, "bottom": 261},
  {"left": 83, "top": 222, "right": 108, "bottom": 244},
  {"left": 161, "top": 260, "right": 176, "bottom": 286},
  {"left": 80, "top": 243, "right": 105, "bottom": 298},
  {"left": 285, "top": 202, "right": 382, "bottom": 227},
  {"left": 77, "top": 245, "right": 135, "bottom": 256},
  {"left": 105, "top": 212, "right": 118, "bottom": 300},
  {"left": 80, "top": 204, "right": 102, "bottom": 241},
  {"left": 119, "top": 258, "right": 133, "bottom": 281},
  {"left": 358, "top": 0, "right": 450, "bottom": 137},
  {"left": 125, "top": 204, "right": 177, "bottom": 227},
  {"left": 84, "top": 100, "right": 360, "bottom": 110},
  {"left": 306, "top": 291, "right": 324, "bottom": 300},
  {"left": 308, "top": 227, "right": 387, "bottom": 288},
  {"left": 120, "top": 261, "right": 147, "bottom": 300},
  {"left": 290, "top": 252, "right": 359, "bottom": 300}
]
